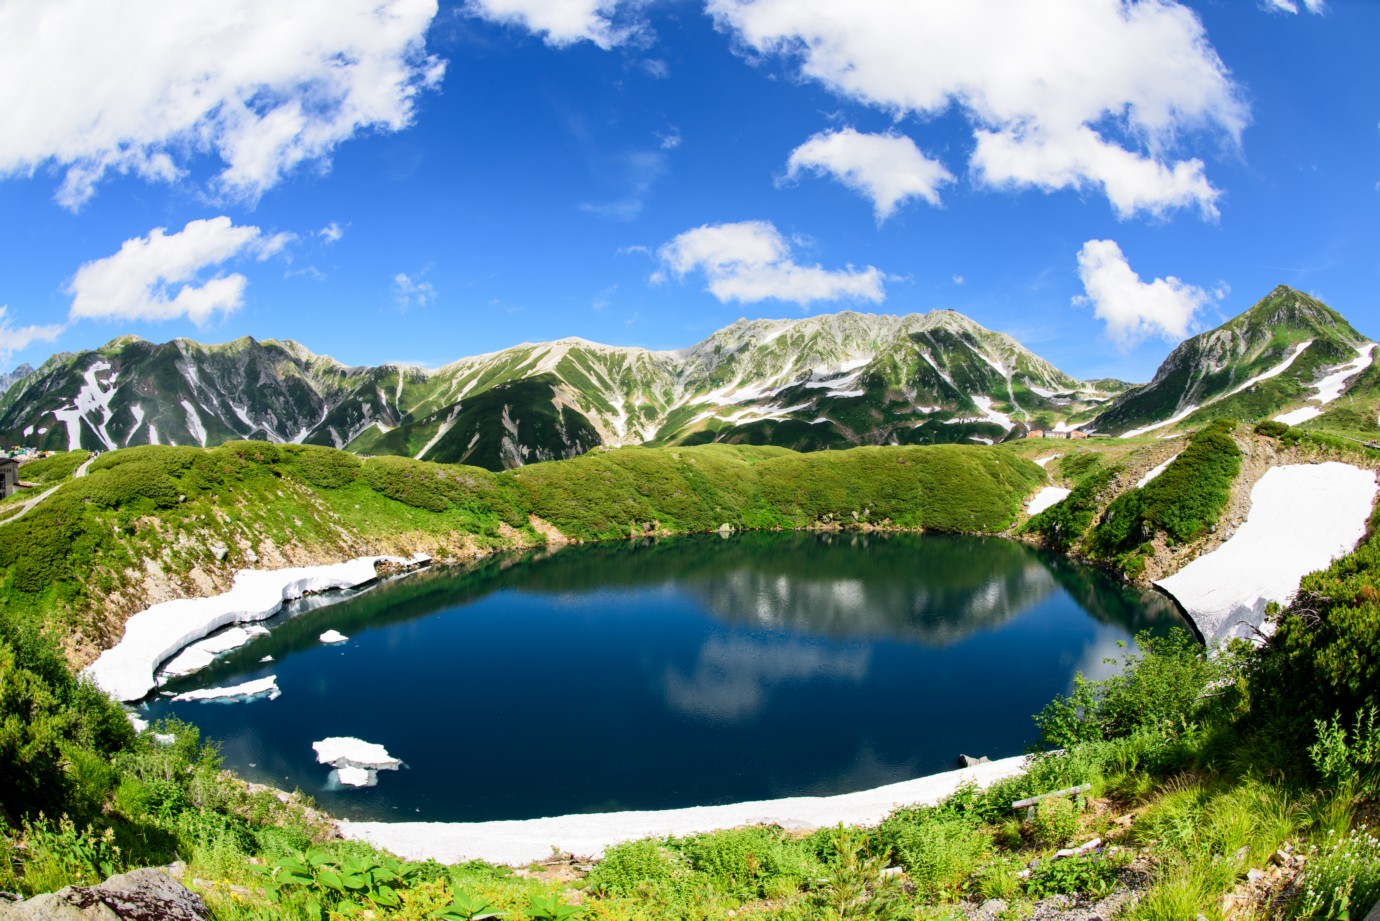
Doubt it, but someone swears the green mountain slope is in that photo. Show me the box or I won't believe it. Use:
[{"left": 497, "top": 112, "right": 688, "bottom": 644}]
[{"left": 1093, "top": 286, "right": 1371, "bottom": 436}]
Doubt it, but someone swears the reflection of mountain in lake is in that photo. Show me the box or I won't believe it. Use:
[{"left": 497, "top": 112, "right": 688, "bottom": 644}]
[
  {"left": 671, "top": 533, "right": 1060, "bottom": 645},
  {"left": 165, "top": 533, "right": 1178, "bottom": 697}
]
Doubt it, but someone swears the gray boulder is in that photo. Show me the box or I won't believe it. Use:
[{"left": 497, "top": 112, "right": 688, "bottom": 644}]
[{"left": 0, "top": 868, "right": 208, "bottom": 921}]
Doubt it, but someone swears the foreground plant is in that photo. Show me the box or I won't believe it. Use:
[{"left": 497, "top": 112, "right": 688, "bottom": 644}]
[{"left": 251, "top": 848, "right": 416, "bottom": 919}]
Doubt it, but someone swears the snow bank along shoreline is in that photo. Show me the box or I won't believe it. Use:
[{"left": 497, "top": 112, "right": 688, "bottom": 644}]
[
  {"left": 341, "top": 755, "right": 1029, "bottom": 866},
  {"left": 1157, "top": 462, "right": 1378, "bottom": 646},
  {"left": 84, "top": 554, "right": 431, "bottom": 702}
]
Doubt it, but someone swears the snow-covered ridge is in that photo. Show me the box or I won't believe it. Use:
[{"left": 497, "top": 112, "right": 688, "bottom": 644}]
[
  {"left": 341, "top": 755, "right": 1028, "bottom": 865},
  {"left": 85, "top": 554, "right": 430, "bottom": 702}
]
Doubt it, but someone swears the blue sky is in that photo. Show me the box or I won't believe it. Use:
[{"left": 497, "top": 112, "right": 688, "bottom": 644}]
[{"left": 0, "top": 0, "right": 1375, "bottom": 383}]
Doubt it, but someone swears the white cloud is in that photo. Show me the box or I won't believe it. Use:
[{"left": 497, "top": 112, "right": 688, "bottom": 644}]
[
  {"left": 67, "top": 217, "right": 285, "bottom": 325},
  {"left": 1074, "top": 239, "right": 1215, "bottom": 347},
  {"left": 952, "top": 275, "right": 965, "bottom": 286},
  {"left": 0, "top": 307, "right": 66, "bottom": 365},
  {"left": 466, "top": 0, "right": 634, "bottom": 49},
  {"left": 0, "top": 0, "right": 444, "bottom": 209},
  {"left": 579, "top": 149, "right": 668, "bottom": 221},
  {"left": 1263, "top": 0, "right": 1325, "bottom": 13},
  {"left": 709, "top": 0, "right": 1247, "bottom": 220},
  {"left": 393, "top": 272, "right": 436, "bottom": 309},
  {"left": 318, "top": 223, "right": 345, "bottom": 244},
  {"left": 784, "top": 128, "right": 953, "bottom": 221},
  {"left": 655, "top": 220, "right": 885, "bottom": 306}
]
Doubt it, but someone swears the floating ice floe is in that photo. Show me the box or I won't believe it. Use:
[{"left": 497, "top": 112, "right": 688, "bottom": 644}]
[
  {"left": 1135, "top": 453, "right": 1182, "bottom": 489},
  {"left": 85, "top": 554, "right": 430, "bottom": 702},
  {"left": 1027, "top": 487, "right": 1071, "bottom": 516},
  {"left": 319, "top": 630, "right": 349, "bottom": 644},
  {"left": 333, "top": 766, "right": 378, "bottom": 788},
  {"left": 1156, "top": 463, "right": 1378, "bottom": 645},
  {"left": 159, "top": 625, "right": 269, "bottom": 679},
  {"left": 314, "top": 737, "right": 403, "bottom": 789},
  {"left": 340, "top": 755, "right": 1028, "bottom": 865},
  {"left": 172, "top": 675, "right": 280, "bottom": 703}
]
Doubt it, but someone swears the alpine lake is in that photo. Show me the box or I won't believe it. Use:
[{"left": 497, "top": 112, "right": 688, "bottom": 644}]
[{"left": 142, "top": 532, "right": 1181, "bottom": 823}]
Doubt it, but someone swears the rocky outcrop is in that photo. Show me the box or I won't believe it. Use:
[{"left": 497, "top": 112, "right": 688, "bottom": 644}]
[{"left": 0, "top": 869, "right": 208, "bottom": 921}]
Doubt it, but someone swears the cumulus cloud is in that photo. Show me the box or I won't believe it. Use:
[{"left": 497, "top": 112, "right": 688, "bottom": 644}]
[
  {"left": 709, "top": 0, "right": 1247, "bottom": 220},
  {"left": 393, "top": 272, "right": 436, "bottom": 309},
  {"left": 784, "top": 128, "right": 953, "bottom": 221},
  {"left": 0, "top": 0, "right": 444, "bottom": 209},
  {"left": 655, "top": 220, "right": 885, "bottom": 306},
  {"left": 1075, "top": 239, "right": 1215, "bottom": 347},
  {"left": 0, "top": 307, "right": 66, "bottom": 366},
  {"left": 67, "top": 217, "right": 288, "bottom": 325},
  {"left": 466, "top": 0, "right": 635, "bottom": 49},
  {"left": 318, "top": 223, "right": 345, "bottom": 244}
]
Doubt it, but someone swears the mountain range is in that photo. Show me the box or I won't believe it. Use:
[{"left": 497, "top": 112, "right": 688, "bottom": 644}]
[{"left": 1, "top": 285, "right": 1373, "bottom": 469}]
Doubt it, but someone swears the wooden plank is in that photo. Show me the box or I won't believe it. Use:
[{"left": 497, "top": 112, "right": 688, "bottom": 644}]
[{"left": 1011, "top": 783, "right": 1092, "bottom": 810}]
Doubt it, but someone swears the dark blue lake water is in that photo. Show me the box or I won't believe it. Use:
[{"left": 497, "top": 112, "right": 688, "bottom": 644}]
[{"left": 142, "top": 532, "right": 1179, "bottom": 822}]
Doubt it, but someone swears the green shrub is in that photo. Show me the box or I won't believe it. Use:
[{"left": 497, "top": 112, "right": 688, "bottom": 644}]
[
  {"left": 16, "top": 815, "right": 123, "bottom": 896},
  {"left": 1291, "top": 827, "right": 1380, "bottom": 920},
  {"left": 1027, "top": 796, "right": 1078, "bottom": 849},
  {"left": 681, "top": 826, "right": 812, "bottom": 898},
  {"left": 585, "top": 838, "right": 692, "bottom": 899},
  {"left": 1035, "top": 629, "right": 1219, "bottom": 749},
  {"left": 1254, "top": 419, "right": 1290, "bottom": 438},
  {"left": 1024, "top": 852, "right": 1122, "bottom": 899},
  {"left": 1308, "top": 706, "right": 1380, "bottom": 790},
  {"left": 876, "top": 807, "right": 990, "bottom": 901}
]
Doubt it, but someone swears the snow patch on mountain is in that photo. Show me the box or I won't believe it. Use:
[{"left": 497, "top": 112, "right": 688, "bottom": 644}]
[
  {"left": 181, "top": 400, "right": 208, "bottom": 446},
  {"left": 1275, "top": 343, "right": 1376, "bottom": 426}
]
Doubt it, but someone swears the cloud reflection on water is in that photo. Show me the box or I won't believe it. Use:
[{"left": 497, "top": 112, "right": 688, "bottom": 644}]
[{"left": 663, "top": 634, "right": 871, "bottom": 722}]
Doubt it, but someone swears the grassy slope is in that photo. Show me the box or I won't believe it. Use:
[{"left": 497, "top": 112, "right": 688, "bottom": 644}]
[{"left": 0, "top": 441, "right": 1044, "bottom": 656}]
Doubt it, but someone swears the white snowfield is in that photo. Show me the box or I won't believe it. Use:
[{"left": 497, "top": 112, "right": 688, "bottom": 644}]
[
  {"left": 85, "top": 554, "right": 430, "bottom": 702},
  {"left": 1027, "top": 487, "right": 1071, "bottom": 516},
  {"left": 171, "top": 675, "right": 280, "bottom": 703},
  {"left": 1156, "top": 463, "right": 1378, "bottom": 645},
  {"left": 1032, "top": 454, "right": 1062, "bottom": 468},
  {"left": 341, "top": 755, "right": 1028, "bottom": 865},
  {"left": 1274, "top": 343, "right": 1376, "bottom": 427}
]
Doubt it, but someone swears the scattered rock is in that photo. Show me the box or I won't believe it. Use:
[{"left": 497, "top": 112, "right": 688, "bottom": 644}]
[
  {"left": 958, "top": 754, "right": 991, "bottom": 767},
  {"left": 209, "top": 544, "right": 228, "bottom": 561},
  {"left": 0, "top": 868, "right": 209, "bottom": 921}
]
